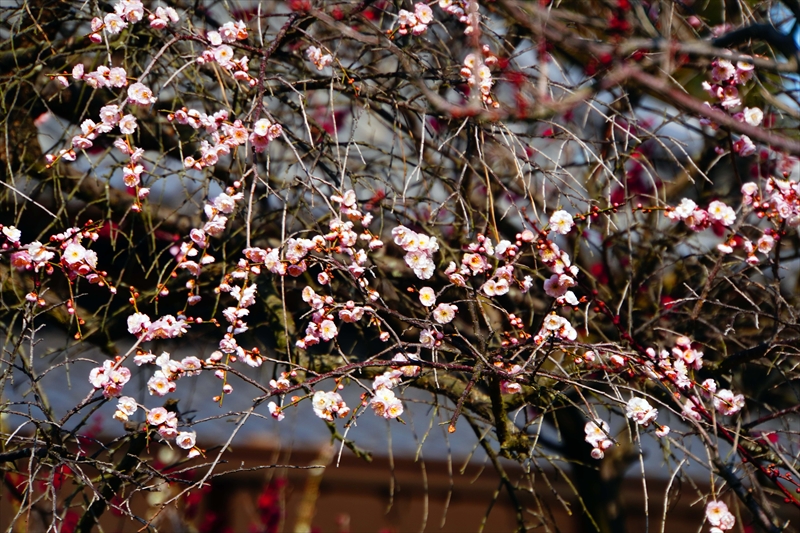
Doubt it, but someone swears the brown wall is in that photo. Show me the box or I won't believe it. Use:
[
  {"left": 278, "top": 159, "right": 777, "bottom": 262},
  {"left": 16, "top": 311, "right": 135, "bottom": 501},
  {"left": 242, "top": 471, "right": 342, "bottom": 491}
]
[{"left": 0, "top": 442, "right": 750, "bottom": 533}]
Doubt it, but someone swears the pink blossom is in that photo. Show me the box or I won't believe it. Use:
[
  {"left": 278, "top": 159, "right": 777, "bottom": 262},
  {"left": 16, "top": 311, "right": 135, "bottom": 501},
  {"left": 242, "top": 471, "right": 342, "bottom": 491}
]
[
  {"left": 626, "top": 397, "right": 657, "bottom": 426},
  {"left": 713, "top": 389, "right": 745, "bottom": 416},
  {"left": 127, "top": 82, "right": 156, "bottom": 106},
  {"left": 176, "top": 431, "right": 196, "bottom": 449}
]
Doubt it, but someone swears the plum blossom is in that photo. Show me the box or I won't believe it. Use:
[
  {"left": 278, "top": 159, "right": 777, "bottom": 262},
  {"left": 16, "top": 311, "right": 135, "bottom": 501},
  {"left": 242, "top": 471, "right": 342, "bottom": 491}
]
[
  {"left": 733, "top": 135, "right": 755, "bottom": 157},
  {"left": 149, "top": 6, "right": 180, "bottom": 28},
  {"left": 176, "top": 431, "right": 196, "bottom": 450},
  {"left": 432, "top": 303, "right": 457, "bottom": 324},
  {"left": 306, "top": 46, "right": 333, "bottom": 70},
  {"left": 396, "top": 4, "right": 432, "bottom": 35},
  {"left": 142, "top": 314, "right": 190, "bottom": 341},
  {"left": 682, "top": 398, "right": 703, "bottom": 420},
  {"left": 701, "top": 378, "right": 718, "bottom": 396},
  {"left": 134, "top": 352, "right": 156, "bottom": 366},
  {"left": 543, "top": 274, "right": 576, "bottom": 299},
  {"left": 482, "top": 277, "right": 510, "bottom": 297},
  {"left": 113, "top": 396, "right": 138, "bottom": 422},
  {"left": 371, "top": 387, "right": 403, "bottom": 419},
  {"left": 118, "top": 114, "right": 137, "bottom": 134},
  {"left": 743, "top": 106, "right": 763, "bottom": 126},
  {"left": 312, "top": 390, "right": 349, "bottom": 421},
  {"left": 673, "top": 198, "right": 697, "bottom": 219},
  {"left": 2, "top": 226, "right": 21, "bottom": 243},
  {"left": 711, "top": 59, "right": 735, "bottom": 82},
  {"left": 585, "top": 420, "right": 613, "bottom": 459},
  {"left": 707, "top": 201, "right": 736, "bottom": 226},
  {"left": 625, "top": 397, "right": 657, "bottom": 426},
  {"left": 393, "top": 225, "right": 438, "bottom": 279},
  {"left": 718, "top": 85, "right": 740, "bottom": 108},
  {"left": 148, "top": 371, "right": 175, "bottom": 396},
  {"left": 127, "top": 82, "right": 156, "bottom": 106},
  {"left": 419, "top": 328, "right": 436, "bottom": 348},
  {"left": 318, "top": 319, "right": 338, "bottom": 341},
  {"left": 62, "top": 242, "right": 86, "bottom": 265},
  {"left": 103, "top": 13, "right": 127, "bottom": 34},
  {"left": 713, "top": 389, "right": 745, "bottom": 416},
  {"left": 418, "top": 287, "right": 436, "bottom": 307},
  {"left": 147, "top": 407, "right": 169, "bottom": 426},
  {"left": 89, "top": 360, "right": 131, "bottom": 398},
  {"left": 127, "top": 312, "right": 151, "bottom": 335},
  {"left": 218, "top": 20, "right": 248, "bottom": 42},
  {"left": 756, "top": 233, "right": 775, "bottom": 254},
  {"left": 107, "top": 67, "right": 128, "bottom": 87},
  {"left": 99, "top": 104, "right": 121, "bottom": 126},
  {"left": 250, "top": 118, "right": 283, "bottom": 152},
  {"left": 536, "top": 313, "right": 578, "bottom": 342},
  {"left": 374, "top": 370, "right": 403, "bottom": 390},
  {"left": 268, "top": 401, "right": 285, "bottom": 421},
  {"left": 706, "top": 501, "right": 735, "bottom": 531},
  {"left": 392, "top": 353, "right": 421, "bottom": 377},
  {"left": 549, "top": 210, "right": 574, "bottom": 235},
  {"left": 672, "top": 337, "right": 704, "bottom": 370}
]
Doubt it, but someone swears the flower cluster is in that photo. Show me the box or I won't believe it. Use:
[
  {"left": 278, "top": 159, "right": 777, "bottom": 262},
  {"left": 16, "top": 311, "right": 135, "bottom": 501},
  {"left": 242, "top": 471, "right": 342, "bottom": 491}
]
[
  {"left": 639, "top": 337, "right": 746, "bottom": 421},
  {"left": 270, "top": 372, "right": 293, "bottom": 392},
  {"left": 134, "top": 351, "right": 203, "bottom": 397},
  {"left": 170, "top": 186, "right": 245, "bottom": 306},
  {"left": 306, "top": 46, "right": 333, "bottom": 70},
  {"left": 46, "top": 73, "right": 157, "bottom": 209},
  {"left": 459, "top": 47, "right": 499, "bottom": 108},
  {"left": 495, "top": 362, "right": 523, "bottom": 394},
  {"left": 666, "top": 198, "right": 736, "bottom": 231},
  {"left": 90, "top": 0, "right": 144, "bottom": 40},
  {"left": 537, "top": 234, "right": 581, "bottom": 309},
  {"left": 71, "top": 64, "right": 128, "bottom": 90},
  {"left": 197, "top": 21, "right": 254, "bottom": 85},
  {"left": 113, "top": 396, "right": 138, "bottom": 422},
  {"left": 625, "top": 397, "right": 658, "bottom": 427},
  {"left": 543, "top": 273, "right": 577, "bottom": 305},
  {"left": 312, "top": 390, "right": 350, "bottom": 421},
  {"left": 170, "top": 107, "right": 236, "bottom": 134},
  {"left": 538, "top": 239, "right": 578, "bottom": 277},
  {"left": 237, "top": 191, "right": 384, "bottom": 352},
  {"left": 249, "top": 118, "right": 283, "bottom": 153},
  {"left": 141, "top": 404, "right": 200, "bottom": 457},
  {"left": 701, "top": 57, "right": 760, "bottom": 157},
  {"left": 298, "top": 286, "right": 341, "bottom": 347},
  {"left": 712, "top": 387, "right": 745, "bottom": 416},
  {"left": 127, "top": 313, "right": 190, "bottom": 343},
  {"left": 148, "top": 5, "right": 180, "bottom": 29},
  {"left": 438, "top": 0, "right": 480, "bottom": 35},
  {"left": 449, "top": 233, "right": 525, "bottom": 294},
  {"left": 534, "top": 313, "right": 577, "bottom": 343},
  {"left": 705, "top": 500, "right": 735, "bottom": 532},
  {"left": 127, "top": 82, "right": 157, "bottom": 106},
  {"left": 393, "top": 225, "right": 439, "bottom": 279},
  {"left": 89, "top": 359, "right": 132, "bottom": 398},
  {"left": 177, "top": 116, "right": 251, "bottom": 171},
  {"left": 11, "top": 241, "right": 55, "bottom": 273},
  {"left": 370, "top": 368, "right": 405, "bottom": 419},
  {"left": 5, "top": 222, "right": 119, "bottom": 333},
  {"left": 395, "top": 4, "right": 434, "bottom": 35},
  {"left": 744, "top": 177, "right": 800, "bottom": 226},
  {"left": 646, "top": 335, "right": 705, "bottom": 390},
  {"left": 584, "top": 419, "right": 613, "bottom": 460}
]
